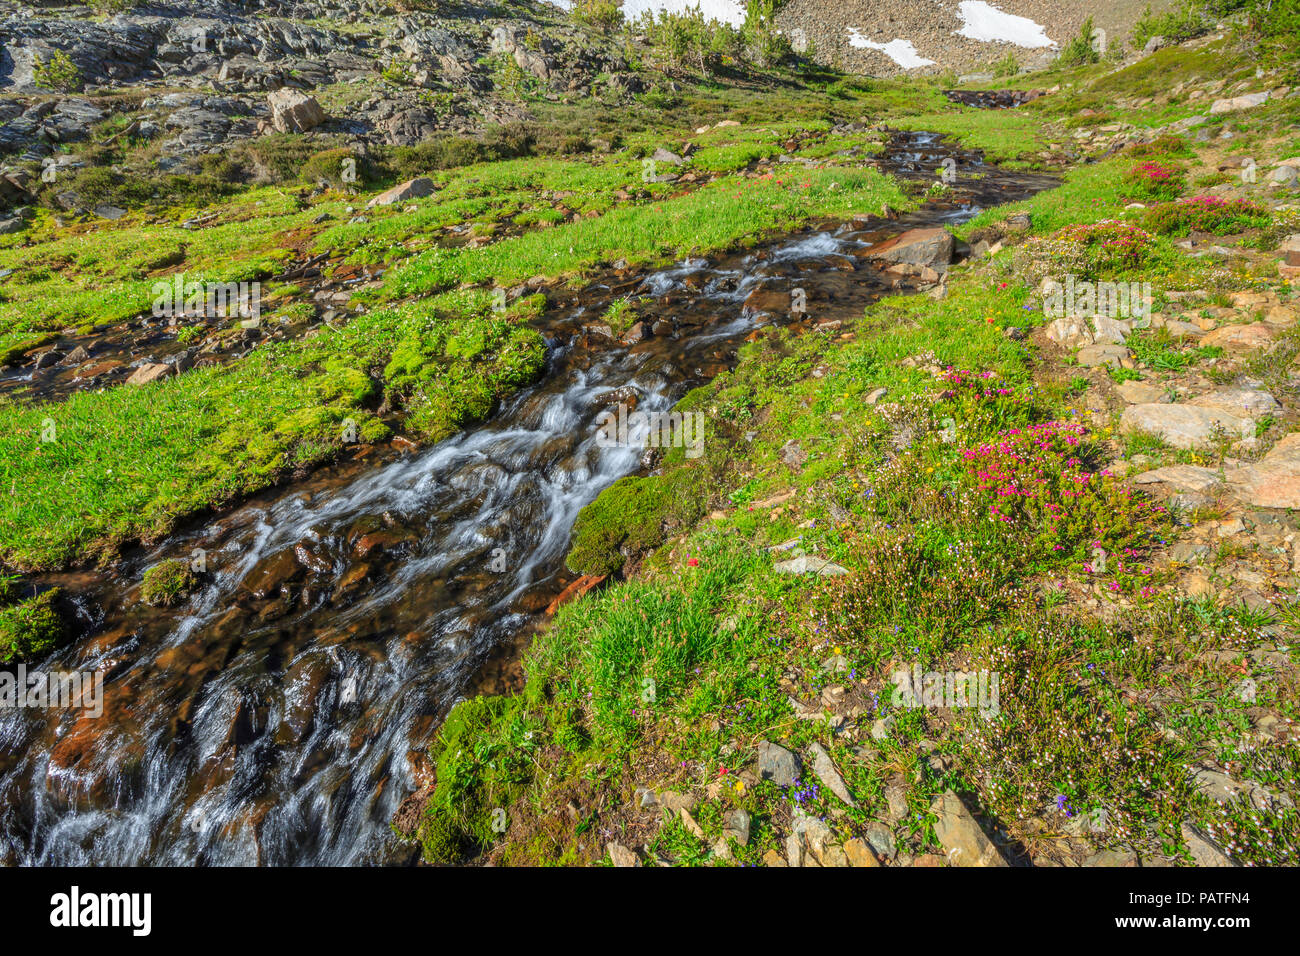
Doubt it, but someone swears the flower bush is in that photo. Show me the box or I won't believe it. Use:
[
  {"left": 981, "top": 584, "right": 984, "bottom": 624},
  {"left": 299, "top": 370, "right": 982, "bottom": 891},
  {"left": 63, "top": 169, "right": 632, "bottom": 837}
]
[
  {"left": 960, "top": 421, "right": 1169, "bottom": 586},
  {"left": 1144, "top": 195, "right": 1272, "bottom": 237},
  {"left": 935, "top": 367, "right": 1040, "bottom": 439},
  {"left": 1053, "top": 220, "right": 1157, "bottom": 273},
  {"left": 1121, "top": 161, "right": 1185, "bottom": 202},
  {"left": 1015, "top": 222, "right": 1158, "bottom": 282}
]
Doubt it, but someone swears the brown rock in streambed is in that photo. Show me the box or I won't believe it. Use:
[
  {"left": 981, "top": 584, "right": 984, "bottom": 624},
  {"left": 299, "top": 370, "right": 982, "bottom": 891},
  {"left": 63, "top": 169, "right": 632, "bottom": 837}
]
[{"left": 545, "top": 574, "right": 607, "bottom": 615}]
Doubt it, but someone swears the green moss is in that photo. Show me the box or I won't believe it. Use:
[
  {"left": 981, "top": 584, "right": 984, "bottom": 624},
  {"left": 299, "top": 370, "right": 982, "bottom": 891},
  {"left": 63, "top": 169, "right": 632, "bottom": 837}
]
[
  {"left": 566, "top": 470, "right": 706, "bottom": 576},
  {"left": 0, "top": 590, "right": 67, "bottom": 664},
  {"left": 416, "top": 812, "right": 470, "bottom": 864},
  {"left": 407, "top": 694, "right": 540, "bottom": 863},
  {"left": 140, "top": 558, "right": 197, "bottom": 607}
]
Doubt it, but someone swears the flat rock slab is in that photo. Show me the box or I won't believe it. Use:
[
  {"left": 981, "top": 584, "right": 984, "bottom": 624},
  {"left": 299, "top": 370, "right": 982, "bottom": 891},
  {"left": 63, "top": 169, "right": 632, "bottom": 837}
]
[
  {"left": 1131, "top": 464, "right": 1222, "bottom": 493},
  {"left": 757, "top": 740, "right": 799, "bottom": 788},
  {"left": 126, "top": 363, "right": 173, "bottom": 386},
  {"left": 1225, "top": 433, "right": 1300, "bottom": 509},
  {"left": 1077, "top": 343, "right": 1130, "bottom": 368},
  {"left": 1209, "top": 91, "right": 1270, "bottom": 114},
  {"left": 1120, "top": 403, "right": 1253, "bottom": 449},
  {"left": 930, "top": 790, "right": 1007, "bottom": 867},
  {"left": 1163, "top": 319, "right": 1204, "bottom": 339},
  {"left": 808, "top": 743, "right": 857, "bottom": 808},
  {"left": 1181, "top": 822, "right": 1237, "bottom": 866},
  {"left": 1189, "top": 387, "right": 1280, "bottom": 420},
  {"left": 367, "top": 177, "right": 436, "bottom": 208},
  {"left": 1200, "top": 322, "right": 1275, "bottom": 351},
  {"left": 867, "top": 227, "right": 953, "bottom": 268},
  {"left": 1115, "top": 379, "right": 1167, "bottom": 404},
  {"left": 773, "top": 554, "right": 849, "bottom": 576}
]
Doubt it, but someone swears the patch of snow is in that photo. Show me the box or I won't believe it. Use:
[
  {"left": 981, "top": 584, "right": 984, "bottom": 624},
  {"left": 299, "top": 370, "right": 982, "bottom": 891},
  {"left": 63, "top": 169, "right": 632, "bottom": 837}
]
[
  {"left": 620, "top": 0, "right": 746, "bottom": 27},
  {"left": 955, "top": 1, "right": 1055, "bottom": 47},
  {"left": 846, "top": 30, "right": 936, "bottom": 69}
]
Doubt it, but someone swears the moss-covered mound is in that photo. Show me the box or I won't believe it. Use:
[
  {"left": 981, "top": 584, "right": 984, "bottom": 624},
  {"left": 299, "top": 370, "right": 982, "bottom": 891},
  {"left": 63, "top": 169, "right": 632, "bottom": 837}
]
[{"left": 0, "top": 590, "right": 68, "bottom": 664}]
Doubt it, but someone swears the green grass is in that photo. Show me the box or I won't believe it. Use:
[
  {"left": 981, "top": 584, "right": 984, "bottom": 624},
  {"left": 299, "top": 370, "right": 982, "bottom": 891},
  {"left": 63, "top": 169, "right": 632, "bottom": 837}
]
[
  {"left": 383, "top": 166, "right": 908, "bottom": 298},
  {"left": 893, "top": 109, "right": 1055, "bottom": 166},
  {"left": 400, "top": 68, "right": 1300, "bottom": 864},
  {"left": 0, "top": 291, "right": 545, "bottom": 569}
]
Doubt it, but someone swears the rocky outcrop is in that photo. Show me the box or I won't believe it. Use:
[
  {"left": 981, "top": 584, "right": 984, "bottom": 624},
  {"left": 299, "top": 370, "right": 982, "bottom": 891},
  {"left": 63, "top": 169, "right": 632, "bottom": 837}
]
[
  {"left": 268, "top": 89, "right": 326, "bottom": 133},
  {"left": 930, "top": 790, "right": 1008, "bottom": 867},
  {"left": 1225, "top": 434, "right": 1300, "bottom": 510},
  {"left": 1120, "top": 403, "right": 1254, "bottom": 450},
  {"left": 0, "top": 0, "right": 646, "bottom": 165}
]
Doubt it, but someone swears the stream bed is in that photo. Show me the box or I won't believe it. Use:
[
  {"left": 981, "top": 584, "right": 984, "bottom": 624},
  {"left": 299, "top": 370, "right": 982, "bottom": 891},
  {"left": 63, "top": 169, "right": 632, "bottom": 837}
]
[{"left": 0, "top": 131, "right": 1056, "bottom": 865}]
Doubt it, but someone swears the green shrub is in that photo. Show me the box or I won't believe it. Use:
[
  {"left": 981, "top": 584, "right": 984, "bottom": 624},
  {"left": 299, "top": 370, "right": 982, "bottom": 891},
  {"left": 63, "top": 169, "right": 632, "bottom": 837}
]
[
  {"left": 742, "top": 0, "right": 792, "bottom": 68},
  {"left": 0, "top": 590, "right": 67, "bottom": 664},
  {"left": 1131, "top": 1, "right": 1210, "bottom": 48},
  {"left": 993, "top": 52, "right": 1020, "bottom": 77},
  {"left": 245, "top": 134, "right": 322, "bottom": 183},
  {"left": 1057, "top": 17, "right": 1102, "bottom": 67},
  {"left": 50, "top": 159, "right": 245, "bottom": 211},
  {"left": 637, "top": 5, "right": 744, "bottom": 74},
  {"left": 32, "top": 50, "right": 83, "bottom": 93},
  {"left": 1121, "top": 161, "right": 1186, "bottom": 202},
  {"left": 1123, "top": 135, "right": 1195, "bottom": 160},
  {"left": 385, "top": 127, "right": 536, "bottom": 180},
  {"left": 141, "top": 558, "right": 197, "bottom": 607},
  {"left": 380, "top": 61, "right": 415, "bottom": 87},
  {"left": 1144, "top": 196, "right": 1271, "bottom": 235},
  {"left": 1240, "top": 0, "right": 1300, "bottom": 50},
  {"left": 571, "top": 0, "right": 623, "bottom": 31},
  {"left": 300, "top": 148, "right": 369, "bottom": 187}
]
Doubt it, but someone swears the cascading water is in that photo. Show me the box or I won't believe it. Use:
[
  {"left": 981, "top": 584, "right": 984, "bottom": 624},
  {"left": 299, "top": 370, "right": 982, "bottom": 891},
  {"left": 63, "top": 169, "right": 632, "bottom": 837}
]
[{"left": 0, "top": 132, "right": 1056, "bottom": 865}]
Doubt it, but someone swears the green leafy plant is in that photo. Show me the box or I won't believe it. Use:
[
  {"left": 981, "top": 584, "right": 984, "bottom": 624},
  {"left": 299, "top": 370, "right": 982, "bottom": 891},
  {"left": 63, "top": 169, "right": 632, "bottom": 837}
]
[
  {"left": 571, "top": 0, "right": 623, "bottom": 32},
  {"left": 742, "top": 0, "right": 792, "bottom": 68},
  {"left": 993, "top": 52, "right": 1020, "bottom": 77},
  {"left": 1131, "top": 1, "right": 1210, "bottom": 48},
  {"left": 32, "top": 50, "right": 83, "bottom": 93},
  {"left": 1144, "top": 196, "right": 1271, "bottom": 236},
  {"left": 1058, "top": 17, "right": 1102, "bottom": 67},
  {"left": 1121, "top": 161, "right": 1186, "bottom": 202}
]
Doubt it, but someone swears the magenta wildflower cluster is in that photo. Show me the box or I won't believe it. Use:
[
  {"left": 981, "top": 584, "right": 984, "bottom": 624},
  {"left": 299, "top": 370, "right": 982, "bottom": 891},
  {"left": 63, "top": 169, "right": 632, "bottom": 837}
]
[
  {"left": 1121, "top": 161, "right": 1185, "bottom": 202},
  {"left": 959, "top": 420, "right": 1168, "bottom": 596},
  {"left": 938, "top": 368, "right": 1015, "bottom": 400},
  {"left": 961, "top": 421, "right": 1092, "bottom": 525},
  {"left": 1144, "top": 194, "right": 1271, "bottom": 236}
]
